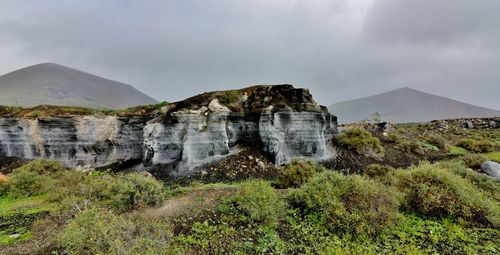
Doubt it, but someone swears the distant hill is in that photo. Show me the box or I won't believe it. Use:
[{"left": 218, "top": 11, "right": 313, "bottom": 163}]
[
  {"left": 329, "top": 87, "right": 500, "bottom": 124},
  {"left": 0, "top": 63, "right": 158, "bottom": 109}
]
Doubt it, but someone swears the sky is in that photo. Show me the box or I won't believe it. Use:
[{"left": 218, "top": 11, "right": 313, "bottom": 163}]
[{"left": 0, "top": 0, "right": 499, "bottom": 109}]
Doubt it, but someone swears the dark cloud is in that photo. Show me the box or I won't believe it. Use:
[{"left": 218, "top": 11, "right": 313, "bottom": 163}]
[{"left": 0, "top": 0, "right": 499, "bottom": 110}]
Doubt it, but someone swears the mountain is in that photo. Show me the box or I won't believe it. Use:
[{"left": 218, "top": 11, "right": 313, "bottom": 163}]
[
  {"left": 329, "top": 87, "right": 500, "bottom": 124},
  {"left": 0, "top": 63, "right": 158, "bottom": 109}
]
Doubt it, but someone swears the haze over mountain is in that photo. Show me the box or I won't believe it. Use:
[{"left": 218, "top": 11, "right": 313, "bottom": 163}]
[
  {"left": 0, "top": 63, "right": 158, "bottom": 109},
  {"left": 329, "top": 87, "right": 500, "bottom": 124}
]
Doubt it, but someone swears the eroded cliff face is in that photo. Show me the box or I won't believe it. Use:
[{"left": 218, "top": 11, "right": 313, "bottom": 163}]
[
  {"left": 0, "top": 116, "right": 149, "bottom": 168},
  {"left": 0, "top": 85, "right": 338, "bottom": 175}
]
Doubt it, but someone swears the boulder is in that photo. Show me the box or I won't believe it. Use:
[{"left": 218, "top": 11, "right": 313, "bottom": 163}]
[
  {"left": 376, "top": 122, "right": 391, "bottom": 133},
  {"left": 463, "top": 120, "right": 474, "bottom": 129},
  {"left": 481, "top": 161, "right": 500, "bottom": 178}
]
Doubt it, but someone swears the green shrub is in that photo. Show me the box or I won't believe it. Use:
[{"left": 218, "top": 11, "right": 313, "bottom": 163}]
[
  {"left": 229, "top": 180, "right": 286, "bottom": 226},
  {"left": 4, "top": 160, "right": 66, "bottom": 197},
  {"left": 457, "top": 139, "right": 496, "bottom": 153},
  {"left": 218, "top": 90, "right": 239, "bottom": 105},
  {"left": 289, "top": 172, "right": 401, "bottom": 237},
  {"left": 15, "top": 159, "right": 66, "bottom": 175},
  {"left": 80, "top": 174, "right": 135, "bottom": 212},
  {"left": 384, "top": 132, "right": 402, "bottom": 143},
  {"left": 425, "top": 135, "right": 446, "bottom": 150},
  {"left": 435, "top": 161, "right": 500, "bottom": 202},
  {"left": 393, "top": 162, "right": 499, "bottom": 227},
  {"left": 58, "top": 208, "right": 173, "bottom": 255},
  {"left": 7, "top": 168, "right": 48, "bottom": 197},
  {"left": 397, "top": 140, "right": 428, "bottom": 155},
  {"left": 276, "top": 159, "right": 326, "bottom": 188},
  {"left": 125, "top": 173, "right": 165, "bottom": 208},
  {"left": 364, "top": 164, "right": 394, "bottom": 179},
  {"left": 52, "top": 173, "right": 166, "bottom": 212},
  {"left": 336, "top": 128, "right": 385, "bottom": 157},
  {"left": 460, "top": 154, "right": 487, "bottom": 169}
]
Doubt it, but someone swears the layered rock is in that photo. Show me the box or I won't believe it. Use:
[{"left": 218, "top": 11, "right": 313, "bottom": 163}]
[
  {"left": 0, "top": 85, "right": 338, "bottom": 175},
  {"left": 0, "top": 116, "right": 149, "bottom": 168}
]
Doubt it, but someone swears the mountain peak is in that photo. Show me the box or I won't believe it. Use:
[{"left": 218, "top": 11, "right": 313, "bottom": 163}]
[
  {"left": 330, "top": 88, "right": 500, "bottom": 123},
  {"left": 396, "top": 86, "right": 417, "bottom": 91},
  {"left": 0, "top": 63, "right": 158, "bottom": 109}
]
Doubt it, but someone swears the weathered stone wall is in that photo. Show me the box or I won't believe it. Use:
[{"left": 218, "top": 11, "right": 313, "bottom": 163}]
[{"left": 0, "top": 116, "right": 149, "bottom": 168}]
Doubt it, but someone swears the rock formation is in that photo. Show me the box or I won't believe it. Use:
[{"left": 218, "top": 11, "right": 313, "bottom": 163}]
[{"left": 0, "top": 85, "right": 338, "bottom": 175}]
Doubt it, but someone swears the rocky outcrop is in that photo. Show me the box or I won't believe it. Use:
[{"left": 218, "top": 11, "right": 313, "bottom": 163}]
[
  {"left": 0, "top": 85, "right": 338, "bottom": 175},
  {"left": 0, "top": 116, "right": 150, "bottom": 168}
]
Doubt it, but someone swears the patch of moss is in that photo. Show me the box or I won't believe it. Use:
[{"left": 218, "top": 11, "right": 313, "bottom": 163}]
[
  {"left": 0, "top": 194, "right": 53, "bottom": 217},
  {"left": 482, "top": 151, "right": 500, "bottom": 162},
  {"left": 448, "top": 145, "right": 468, "bottom": 155}
]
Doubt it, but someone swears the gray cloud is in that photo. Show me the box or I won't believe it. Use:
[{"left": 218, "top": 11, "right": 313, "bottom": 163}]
[{"left": 0, "top": 0, "right": 499, "bottom": 110}]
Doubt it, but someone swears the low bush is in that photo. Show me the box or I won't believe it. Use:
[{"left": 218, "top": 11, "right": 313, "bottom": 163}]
[
  {"left": 397, "top": 140, "right": 430, "bottom": 155},
  {"left": 125, "top": 173, "right": 166, "bottom": 208},
  {"left": 383, "top": 132, "right": 402, "bottom": 143},
  {"left": 58, "top": 208, "right": 173, "bottom": 255},
  {"left": 289, "top": 172, "right": 401, "bottom": 237},
  {"left": 456, "top": 139, "right": 496, "bottom": 153},
  {"left": 4, "top": 160, "right": 66, "bottom": 197},
  {"left": 425, "top": 135, "right": 446, "bottom": 150},
  {"left": 364, "top": 164, "right": 394, "bottom": 179},
  {"left": 393, "top": 162, "right": 499, "bottom": 227},
  {"left": 15, "top": 159, "right": 66, "bottom": 175},
  {"left": 7, "top": 168, "right": 49, "bottom": 197},
  {"left": 275, "top": 159, "right": 326, "bottom": 188},
  {"left": 435, "top": 161, "right": 500, "bottom": 202},
  {"left": 336, "top": 128, "right": 385, "bottom": 158},
  {"left": 218, "top": 90, "right": 239, "bottom": 105},
  {"left": 49, "top": 172, "right": 165, "bottom": 212},
  {"left": 460, "top": 153, "right": 487, "bottom": 169},
  {"left": 227, "top": 180, "right": 286, "bottom": 226}
]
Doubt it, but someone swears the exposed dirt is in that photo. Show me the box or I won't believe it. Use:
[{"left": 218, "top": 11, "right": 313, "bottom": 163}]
[
  {"left": 191, "top": 146, "right": 278, "bottom": 182},
  {"left": 144, "top": 186, "right": 236, "bottom": 219},
  {"left": 0, "top": 157, "right": 29, "bottom": 175}
]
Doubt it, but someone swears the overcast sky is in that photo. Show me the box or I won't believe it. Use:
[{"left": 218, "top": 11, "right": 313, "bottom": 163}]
[{"left": 1, "top": 0, "right": 499, "bottom": 109}]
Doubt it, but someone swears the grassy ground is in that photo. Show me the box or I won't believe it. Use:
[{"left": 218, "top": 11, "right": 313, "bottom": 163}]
[
  {"left": 0, "top": 195, "right": 55, "bottom": 246},
  {"left": 483, "top": 151, "right": 500, "bottom": 162}
]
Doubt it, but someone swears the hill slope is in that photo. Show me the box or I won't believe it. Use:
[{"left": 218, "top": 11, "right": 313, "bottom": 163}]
[
  {"left": 329, "top": 87, "right": 500, "bottom": 123},
  {"left": 0, "top": 63, "right": 158, "bottom": 109}
]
